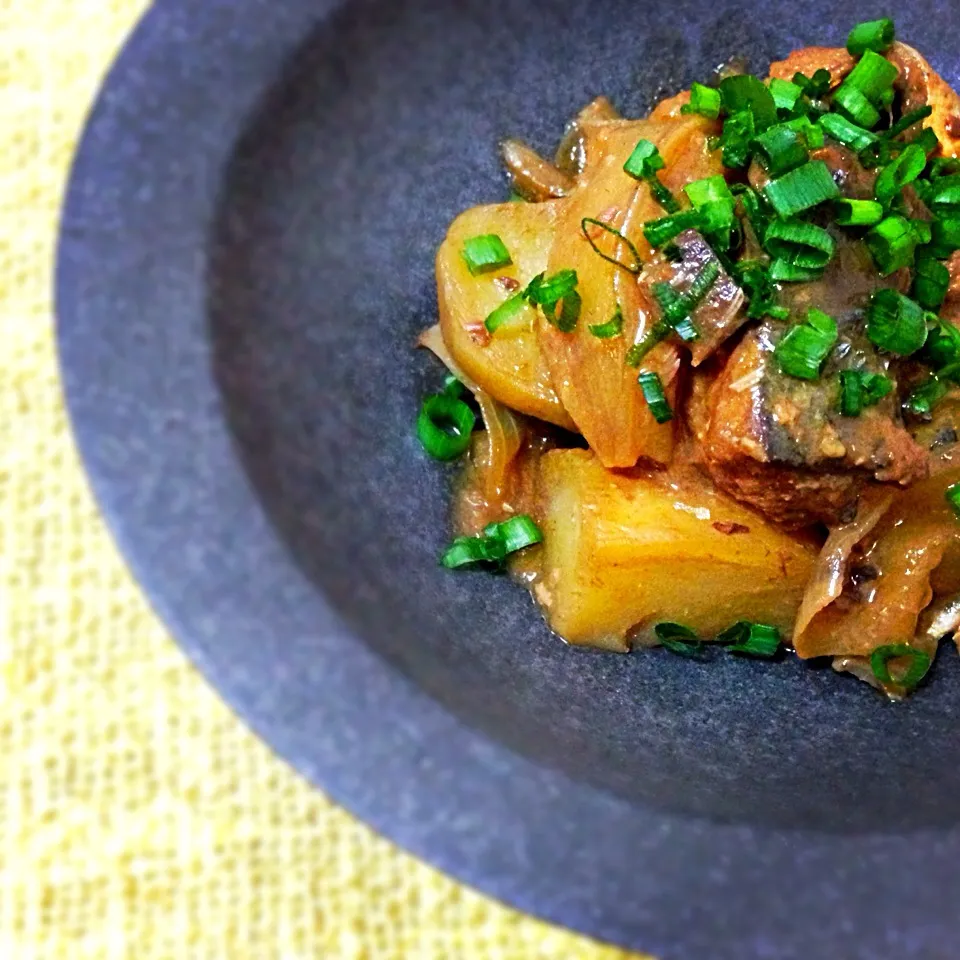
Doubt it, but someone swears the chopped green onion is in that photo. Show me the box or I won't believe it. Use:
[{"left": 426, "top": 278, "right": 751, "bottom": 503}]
[
  {"left": 732, "top": 260, "right": 789, "bottom": 319},
  {"left": 485, "top": 292, "right": 529, "bottom": 334},
  {"left": 638, "top": 370, "right": 673, "bottom": 423},
  {"left": 869, "top": 644, "right": 932, "bottom": 691},
  {"left": 623, "top": 139, "right": 665, "bottom": 180},
  {"left": 718, "top": 110, "right": 757, "bottom": 169},
  {"left": 763, "top": 219, "right": 836, "bottom": 269},
  {"left": 768, "top": 258, "right": 823, "bottom": 283},
  {"left": 928, "top": 217, "right": 960, "bottom": 258},
  {"left": 717, "top": 621, "right": 781, "bottom": 657},
  {"left": 649, "top": 178, "right": 681, "bottom": 212},
  {"left": 752, "top": 124, "right": 809, "bottom": 177},
  {"left": 906, "top": 375, "right": 948, "bottom": 417},
  {"left": 580, "top": 217, "right": 643, "bottom": 274},
  {"left": 833, "top": 84, "right": 881, "bottom": 128},
  {"left": 948, "top": 482, "right": 960, "bottom": 520},
  {"left": 930, "top": 158, "right": 960, "bottom": 178},
  {"left": 913, "top": 256, "right": 951, "bottom": 310},
  {"left": 673, "top": 317, "right": 700, "bottom": 342},
  {"left": 654, "top": 622, "right": 704, "bottom": 657},
  {"left": 525, "top": 269, "right": 581, "bottom": 332},
  {"left": 417, "top": 393, "right": 477, "bottom": 460},
  {"left": 684, "top": 174, "right": 735, "bottom": 210},
  {"left": 846, "top": 18, "right": 895, "bottom": 56},
  {"left": 875, "top": 143, "right": 927, "bottom": 207},
  {"left": 784, "top": 114, "right": 825, "bottom": 148},
  {"left": 769, "top": 77, "right": 804, "bottom": 113},
  {"left": 508, "top": 191, "right": 526, "bottom": 203},
  {"left": 589, "top": 304, "right": 625, "bottom": 339},
  {"left": 885, "top": 105, "right": 934, "bottom": 141},
  {"left": 486, "top": 515, "right": 544, "bottom": 554},
  {"left": 643, "top": 209, "right": 704, "bottom": 248},
  {"left": 720, "top": 74, "right": 778, "bottom": 130},
  {"left": 915, "top": 127, "right": 940, "bottom": 156},
  {"left": 442, "top": 373, "right": 465, "bottom": 398},
  {"left": 653, "top": 260, "right": 720, "bottom": 333},
  {"left": 842, "top": 49, "right": 899, "bottom": 103},
  {"left": 793, "top": 68, "right": 832, "bottom": 100},
  {"left": 866, "top": 289, "right": 928, "bottom": 355},
  {"left": 441, "top": 514, "right": 543, "bottom": 570},
  {"left": 865, "top": 215, "right": 920, "bottom": 275},
  {"left": 923, "top": 321, "right": 960, "bottom": 368},
  {"left": 834, "top": 198, "right": 884, "bottom": 226},
  {"left": 462, "top": 234, "right": 512, "bottom": 275},
  {"left": 763, "top": 160, "right": 840, "bottom": 218},
  {"left": 839, "top": 369, "right": 893, "bottom": 416},
  {"left": 775, "top": 308, "right": 838, "bottom": 379},
  {"left": 736, "top": 186, "right": 770, "bottom": 243},
  {"left": 925, "top": 176, "right": 960, "bottom": 216},
  {"left": 817, "top": 112, "right": 879, "bottom": 152},
  {"left": 681, "top": 82, "right": 722, "bottom": 119},
  {"left": 625, "top": 330, "right": 666, "bottom": 367}
]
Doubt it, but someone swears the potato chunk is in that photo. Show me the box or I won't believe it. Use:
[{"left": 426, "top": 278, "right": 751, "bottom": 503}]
[
  {"left": 536, "top": 450, "right": 818, "bottom": 650},
  {"left": 436, "top": 200, "right": 575, "bottom": 429}
]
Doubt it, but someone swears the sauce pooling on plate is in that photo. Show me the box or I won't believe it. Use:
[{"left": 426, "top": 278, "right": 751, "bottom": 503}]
[{"left": 417, "top": 18, "right": 960, "bottom": 698}]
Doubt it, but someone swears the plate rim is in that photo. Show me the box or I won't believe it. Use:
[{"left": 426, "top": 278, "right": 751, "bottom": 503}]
[{"left": 54, "top": 1, "right": 960, "bottom": 957}]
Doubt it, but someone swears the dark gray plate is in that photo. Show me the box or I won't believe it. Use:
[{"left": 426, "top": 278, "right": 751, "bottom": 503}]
[{"left": 56, "top": 0, "right": 960, "bottom": 956}]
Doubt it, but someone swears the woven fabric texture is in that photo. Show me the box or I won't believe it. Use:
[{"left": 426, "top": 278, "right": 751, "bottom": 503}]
[{"left": 0, "top": 1, "right": 651, "bottom": 957}]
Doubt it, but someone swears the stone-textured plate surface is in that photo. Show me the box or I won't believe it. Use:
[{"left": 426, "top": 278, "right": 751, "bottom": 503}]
[{"left": 57, "top": 0, "right": 960, "bottom": 956}]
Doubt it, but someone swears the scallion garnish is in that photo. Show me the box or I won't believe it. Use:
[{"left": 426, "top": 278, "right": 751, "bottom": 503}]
[
  {"left": 625, "top": 330, "right": 666, "bottom": 367},
  {"left": 865, "top": 289, "right": 929, "bottom": 356},
  {"left": 763, "top": 219, "right": 836, "bottom": 269},
  {"left": 684, "top": 174, "right": 735, "bottom": 212},
  {"left": 525, "top": 269, "right": 582, "bottom": 332},
  {"left": 925, "top": 176, "right": 960, "bottom": 216},
  {"left": 769, "top": 77, "right": 804, "bottom": 113},
  {"left": 643, "top": 209, "right": 704, "bottom": 248},
  {"left": 763, "top": 160, "right": 840, "bottom": 218},
  {"left": 580, "top": 217, "right": 643, "bottom": 274},
  {"left": 681, "top": 82, "right": 722, "bottom": 119},
  {"left": 817, "top": 112, "right": 879, "bottom": 152},
  {"left": 442, "top": 373, "right": 465, "bottom": 398},
  {"left": 638, "top": 370, "right": 673, "bottom": 423},
  {"left": 441, "top": 514, "right": 543, "bottom": 570},
  {"left": 719, "top": 74, "right": 778, "bottom": 131},
  {"left": 485, "top": 292, "right": 529, "bottom": 334},
  {"left": 732, "top": 260, "right": 789, "bottom": 319},
  {"left": 623, "top": 138, "right": 665, "bottom": 180},
  {"left": 784, "top": 114, "right": 825, "bottom": 148},
  {"left": 834, "top": 198, "right": 884, "bottom": 227},
  {"left": 869, "top": 644, "right": 931, "bottom": 691},
  {"left": 768, "top": 258, "right": 823, "bottom": 283},
  {"left": 833, "top": 84, "right": 881, "bottom": 128},
  {"left": 417, "top": 392, "right": 477, "bottom": 461},
  {"left": 912, "top": 256, "right": 951, "bottom": 310},
  {"left": 589, "top": 304, "right": 625, "bottom": 339},
  {"left": 652, "top": 259, "right": 720, "bottom": 336},
  {"left": 875, "top": 143, "right": 927, "bottom": 207},
  {"left": 793, "top": 68, "right": 831, "bottom": 100},
  {"left": 928, "top": 217, "right": 960, "bottom": 258},
  {"left": 865, "top": 215, "right": 920, "bottom": 275},
  {"left": 462, "top": 234, "right": 512, "bottom": 275},
  {"left": 922, "top": 321, "right": 960, "bottom": 368},
  {"left": 884, "top": 105, "right": 934, "bottom": 141},
  {"left": 947, "top": 483, "right": 960, "bottom": 520},
  {"left": 736, "top": 185, "right": 770, "bottom": 243},
  {"left": 717, "top": 621, "right": 781, "bottom": 657},
  {"left": 717, "top": 109, "right": 757, "bottom": 168},
  {"left": 840, "top": 49, "right": 899, "bottom": 104},
  {"left": 654, "top": 622, "right": 704, "bottom": 657},
  {"left": 906, "top": 375, "right": 948, "bottom": 417},
  {"left": 839, "top": 369, "right": 893, "bottom": 416},
  {"left": 846, "top": 18, "right": 895, "bottom": 56},
  {"left": 774, "top": 308, "right": 838, "bottom": 380},
  {"left": 751, "top": 124, "right": 809, "bottom": 177}
]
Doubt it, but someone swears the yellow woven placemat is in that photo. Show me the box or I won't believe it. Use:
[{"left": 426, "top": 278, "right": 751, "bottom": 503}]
[{"left": 0, "top": 2, "right": 651, "bottom": 957}]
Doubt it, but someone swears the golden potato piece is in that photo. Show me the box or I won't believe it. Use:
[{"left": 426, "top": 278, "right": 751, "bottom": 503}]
[
  {"left": 536, "top": 450, "right": 818, "bottom": 651},
  {"left": 436, "top": 200, "right": 575, "bottom": 429}
]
